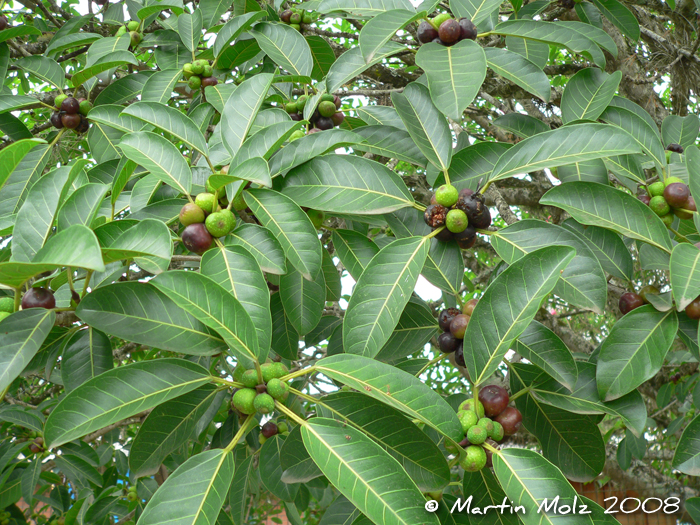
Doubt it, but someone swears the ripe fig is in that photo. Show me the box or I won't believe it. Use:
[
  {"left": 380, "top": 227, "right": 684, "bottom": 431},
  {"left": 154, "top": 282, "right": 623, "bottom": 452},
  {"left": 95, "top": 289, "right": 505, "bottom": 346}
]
[
  {"left": 469, "top": 207, "right": 492, "bottom": 229},
  {"left": 438, "top": 18, "right": 461, "bottom": 43},
  {"left": 280, "top": 9, "right": 293, "bottom": 22},
  {"left": 22, "top": 288, "right": 55, "bottom": 310},
  {"left": 424, "top": 204, "right": 448, "bottom": 228},
  {"left": 638, "top": 195, "right": 651, "bottom": 206},
  {"left": 50, "top": 112, "right": 64, "bottom": 129},
  {"left": 181, "top": 223, "right": 213, "bottom": 255},
  {"left": 438, "top": 331, "right": 460, "bottom": 353},
  {"left": 478, "top": 385, "right": 509, "bottom": 417},
  {"left": 331, "top": 111, "right": 345, "bottom": 126},
  {"left": 449, "top": 314, "right": 470, "bottom": 339},
  {"left": 75, "top": 115, "right": 90, "bottom": 133},
  {"left": 0, "top": 15, "right": 8, "bottom": 30},
  {"left": 201, "top": 76, "right": 218, "bottom": 87},
  {"left": 334, "top": 95, "right": 342, "bottom": 109},
  {"left": 290, "top": 113, "right": 303, "bottom": 121},
  {"left": 438, "top": 307, "right": 461, "bottom": 331},
  {"left": 454, "top": 343, "right": 465, "bottom": 367},
  {"left": 261, "top": 421, "right": 278, "bottom": 438},
  {"left": 619, "top": 292, "right": 644, "bottom": 315},
  {"left": 454, "top": 225, "right": 477, "bottom": 249},
  {"left": 61, "top": 112, "right": 81, "bottom": 130},
  {"left": 61, "top": 97, "right": 80, "bottom": 114},
  {"left": 686, "top": 297, "right": 700, "bottom": 319},
  {"left": 664, "top": 182, "right": 690, "bottom": 208},
  {"left": 494, "top": 406, "right": 522, "bottom": 435},
  {"left": 667, "top": 143, "right": 684, "bottom": 153},
  {"left": 458, "top": 18, "right": 477, "bottom": 40},
  {"left": 435, "top": 227, "right": 455, "bottom": 242},
  {"left": 316, "top": 116, "right": 334, "bottom": 130},
  {"left": 308, "top": 128, "right": 322, "bottom": 134}
]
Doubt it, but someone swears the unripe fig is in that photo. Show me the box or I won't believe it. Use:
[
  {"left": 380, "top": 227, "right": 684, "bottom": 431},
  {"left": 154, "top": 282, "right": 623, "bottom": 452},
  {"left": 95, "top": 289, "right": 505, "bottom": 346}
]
[
  {"left": 54, "top": 93, "right": 68, "bottom": 109},
  {"left": 318, "top": 101, "right": 336, "bottom": 118},
  {"left": 129, "top": 31, "right": 142, "bottom": 46},
  {"left": 446, "top": 209, "right": 468, "bottom": 233},
  {"left": 460, "top": 445, "right": 487, "bottom": 472},
  {"left": 267, "top": 378, "right": 290, "bottom": 400},
  {"left": 435, "top": 184, "right": 459, "bottom": 207},
  {"left": 458, "top": 410, "right": 478, "bottom": 433},
  {"left": 232, "top": 388, "right": 257, "bottom": 414},
  {"left": 254, "top": 393, "right": 275, "bottom": 414},
  {"left": 79, "top": 100, "right": 92, "bottom": 116},
  {"left": 649, "top": 195, "right": 670, "bottom": 216},
  {"left": 647, "top": 181, "right": 665, "bottom": 197},
  {"left": 127, "top": 20, "right": 139, "bottom": 31},
  {"left": 188, "top": 76, "right": 202, "bottom": 90},
  {"left": 205, "top": 209, "right": 235, "bottom": 237},
  {"left": 195, "top": 193, "right": 217, "bottom": 214}
]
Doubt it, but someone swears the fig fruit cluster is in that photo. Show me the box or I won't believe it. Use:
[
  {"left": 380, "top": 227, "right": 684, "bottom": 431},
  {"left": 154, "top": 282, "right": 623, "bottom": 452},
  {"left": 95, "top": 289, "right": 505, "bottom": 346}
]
[
  {"left": 639, "top": 166, "right": 696, "bottom": 229},
  {"left": 183, "top": 59, "right": 218, "bottom": 91},
  {"left": 231, "top": 362, "right": 290, "bottom": 416},
  {"left": 285, "top": 93, "right": 344, "bottom": 132},
  {"left": 436, "top": 299, "right": 478, "bottom": 366},
  {"left": 417, "top": 14, "right": 477, "bottom": 46},
  {"left": 259, "top": 420, "right": 290, "bottom": 445},
  {"left": 179, "top": 183, "right": 237, "bottom": 255},
  {"left": 21, "top": 287, "right": 56, "bottom": 310},
  {"left": 425, "top": 185, "right": 491, "bottom": 248},
  {"left": 453, "top": 386, "right": 522, "bottom": 472},
  {"left": 115, "top": 20, "right": 143, "bottom": 47},
  {"left": 279, "top": 6, "right": 318, "bottom": 32},
  {"left": 52, "top": 95, "right": 91, "bottom": 133}
]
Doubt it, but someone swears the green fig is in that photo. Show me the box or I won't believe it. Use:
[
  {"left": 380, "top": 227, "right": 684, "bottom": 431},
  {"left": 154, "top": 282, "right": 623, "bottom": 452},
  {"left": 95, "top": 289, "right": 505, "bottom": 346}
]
[
  {"left": 179, "top": 203, "right": 205, "bottom": 226},
  {"left": 458, "top": 410, "right": 478, "bottom": 433},
  {"left": 188, "top": 76, "right": 202, "bottom": 90},
  {"left": 0, "top": 296, "right": 15, "bottom": 313},
  {"left": 205, "top": 209, "right": 235, "bottom": 238},
  {"left": 233, "top": 365, "right": 247, "bottom": 383},
  {"left": 54, "top": 94, "right": 67, "bottom": 110},
  {"left": 241, "top": 369, "right": 261, "bottom": 388},
  {"left": 459, "top": 445, "right": 487, "bottom": 472},
  {"left": 195, "top": 193, "right": 217, "bottom": 214},
  {"left": 307, "top": 209, "right": 325, "bottom": 229},
  {"left": 648, "top": 181, "right": 665, "bottom": 197},
  {"left": 435, "top": 184, "right": 459, "bottom": 207},
  {"left": 232, "top": 388, "right": 257, "bottom": 414},
  {"left": 0, "top": 311, "right": 10, "bottom": 322},
  {"left": 430, "top": 13, "right": 452, "bottom": 29},
  {"left": 467, "top": 425, "right": 487, "bottom": 444},
  {"left": 79, "top": 100, "right": 92, "bottom": 116},
  {"left": 277, "top": 421, "right": 289, "bottom": 433},
  {"left": 477, "top": 417, "right": 494, "bottom": 435},
  {"left": 318, "top": 100, "right": 336, "bottom": 118},
  {"left": 191, "top": 62, "right": 205, "bottom": 75},
  {"left": 129, "top": 31, "right": 142, "bottom": 46},
  {"left": 458, "top": 399, "right": 485, "bottom": 418},
  {"left": 490, "top": 420, "right": 504, "bottom": 441},
  {"left": 254, "top": 393, "right": 275, "bottom": 414},
  {"left": 115, "top": 25, "right": 127, "bottom": 37},
  {"left": 127, "top": 20, "right": 139, "bottom": 31},
  {"left": 296, "top": 95, "right": 308, "bottom": 109},
  {"left": 267, "top": 378, "right": 290, "bottom": 401}
]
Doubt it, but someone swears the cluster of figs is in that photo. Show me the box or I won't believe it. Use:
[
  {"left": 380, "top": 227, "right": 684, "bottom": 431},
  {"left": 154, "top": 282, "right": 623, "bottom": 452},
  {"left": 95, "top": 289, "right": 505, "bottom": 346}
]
[
  {"left": 417, "top": 14, "right": 478, "bottom": 45},
  {"left": 424, "top": 184, "right": 492, "bottom": 249}
]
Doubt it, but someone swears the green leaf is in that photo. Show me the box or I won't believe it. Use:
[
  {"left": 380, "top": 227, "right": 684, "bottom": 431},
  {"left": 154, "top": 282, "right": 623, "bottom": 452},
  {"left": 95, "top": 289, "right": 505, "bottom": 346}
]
[
  {"left": 223, "top": 223, "right": 287, "bottom": 275},
  {"left": 0, "top": 95, "right": 40, "bottom": 113},
  {"left": 11, "top": 167, "right": 72, "bottom": 262},
  {"left": 129, "top": 385, "right": 224, "bottom": 478},
  {"left": 0, "top": 139, "right": 46, "bottom": 194},
  {"left": 493, "top": 448, "right": 593, "bottom": 525},
  {"left": 351, "top": 125, "right": 428, "bottom": 167},
  {"left": 375, "top": 300, "right": 439, "bottom": 362},
  {"left": 122, "top": 101, "right": 209, "bottom": 156},
  {"left": 244, "top": 188, "right": 322, "bottom": 280},
  {"left": 331, "top": 229, "right": 379, "bottom": 282},
  {"left": 229, "top": 455, "right": 255, "bottom": 524},
  {"left": 514, "top": 321, "right": 578, "bottom": 391},
  {"left": 490, "top": 123, "right": 640, "bottom": 181},
  {"left": 491, "top": 219, "right": 607, "bottom": 313},
  {"left": 201, "top": 245, "right": 273, "bottom": 354},
  {"left": 45, "top": 32, "right": 102, "bottom": 56},
  {"left": 451, "top": 0, "right": 501, "bottom": 25},
  {"left": 670, "top": 243, "right": 700, "bottom": 311},
  {"left": 561, "top": 68, "right": 622, "bottom": 124},
  {"left": 56, "top": 183, "right": 109, "bottom": 231},
  {"left": 221, "top": 73, "right": 275, "bottom": 158},
  {"left": 0, "top": 225, "right": 105, "bottom": 288},
  {"left": 343, "top": 236, "right": 429, "bottom": 357},
  {"left": 137, "top": 2, "right": 185, "bottom": 20},
  {"left": 306, "top": 35, "right": 336, "bottom": 80},
  {"left": 260, "top": 435, "right": 300, "bottom": 501},
  {"left": 510, "top": 367, "right": 605, "bottom": 482},
  {"left": 100, "top": 218, "right": 173, "bottom": 275},
  {"left": 359, "top": 10, "right": 424, "bottom": 63},
  {"left": 94, "top": 70, "right": 154, "bottom": 106},
  {"left": 76, "top": 281, "right": 228, "bottom": 355},
  {"left": 560, "top": 217, "right": 634, "bottom": 281},
  {"left": 44, "top": 358, "right": 211, "bottom": 448},
  {"left": 392, "top": 83, "right": 452, "bottom": 171},
  {"left": 280, "top": 265, "right": 325, "bottom": 336},
  {"left": 71, "top": 51, "right": 138, "bottom": 89},
  {"left": 463, "top": 469, "right": 520, "bottom": 525},
  {"left": 662, "top": 114, "right": 700, "bottom": 149},
  {"left": 599, "top": 102, "right": 665, "bottom": 168},
  {"left": 590, "top": 0, "right": 640, "bottom": 41},
  {"left": 232, "top": 121, "right": 305, "bottom": 166},
  {"left": 268, "top": 129, "right": 363, "bottom": 176},
  {"left": 326, "top": 43, "right": 404, "bottom": 93},
  {"left": 61, "top": 328, "right": 113, "bottom": 393},
  {"left": 673, "top": 413, "right": 700, "bottom": 475},
  {"left": 152, "top": 271, "right": 260, "bottom": 368},
  {"left": 251, "top": 22, "right": 313, "bottom": 76},
  {"left": 596, "top": 305, "right": 678, "bottom": 401},
  {"left": 141, "top": 68, "right": 183, "bottom": 105},
  {"left": 462, "top": 246, "right": 576, "bottom": 386},
  {"left": 137, "top": 448, "right": 234, "bottom": 525},
  {"left": 416, "top": 41, "right": 486, "bottom": 120},
  {"left": 540, "top": 182, "right": 673, "bottom": 254},
  {"left": 494, "top": 113, "right": 549, "bottom": 138},
  {"left": 444, "top": 142, "right": 511, "bottom": 191},
  {"left": 119, "top": 131, "right": 192, "bottom": 195},
  {"left": 15, "top": 56, "right": 65, "bottom": 88},
  {"left": 301, "top": 418, "right": 440, "bottom": 525},
  {"left": 320, "top": 391, "right": 450, "bottom": 491},
  {"left": 88, "top": 104, "right": 150, "bottom": 133},
  {"left": 178, "top": 10, "right": 203, "bottom": 52},
  {"left": 271, "top": 292, "right": 300, "bottom": 361},
  {"left": 484, "top": 47, "right": 550, "bottom": 102},
  {"left": 357, "top": 106, "right": 406, "bottom": 130},
  {"left": 213, "top": 11, "right": 266, "bottom": 58},
  {"left": 282, "top": 155, "right": 414, "bottom": 214},
  {"left": 280, "top": 425, "right": 322, "bottom": 483},
  {"left": 315, "top": 354, "right": 464, "bottom": 441},
  {"left": 209, "top": 157, "right": 271, "bottom": 191},
  {"left": 317, "top": 0, "right": 415, "bottom": 16},
  {"left": 0, "top": 309, "right": 56, "bottom": 394}
]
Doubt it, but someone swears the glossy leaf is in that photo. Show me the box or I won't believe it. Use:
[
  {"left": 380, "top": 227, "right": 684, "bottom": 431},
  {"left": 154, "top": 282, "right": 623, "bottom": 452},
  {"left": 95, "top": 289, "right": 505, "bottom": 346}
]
[
  {"left": 251, "top": 22, "right": 313, "bottom": 76},
  {"left": 76, "top": 281, "right": 228, "bottom": 355},
  {"left": 351, "top": 125, "right": 428, "bottom": 167},
  {"left": 462, "top": 246, "right": 575, "bottom": 386},
  {"left": 540, "top": 182, "right": 673, "bottom": 253},
  {"left": 326, "top": 43, "right": 403, "bottom": 93},
  {"left": 44, "top": 358, "right": 211, "bottom": 448},
  {"left": 280, "top": 266, "right": 325, "bottom": 336},
  {"left": 315, "top": 354, "right": 464, "bottom": 441},
  {"left": 331, "top": 229, "right": 379, "bottom": 281},
  {"left": 484, "top": 47, "right": 550, "bottom": 102},
  {"left": 359, "top": 10, "right": 423, "bottom": 63},
  {"left": 514, "top": 321, "right": 578, "bottom": 391},
  {"left": 61, "top": 328, "right": 113, "bottom": 393},
  {"left": 561, "top": 68, "right": 622, "bottom": 124},
  {"left": 661, "top": 114, "right": 700, "bottom": 149},
  {"left": 56, "top": 183, "right": 109, "bottom": 231},
  {"left": 673, "top": 413, "right": 700, "bottom": 475},
  {"left": 15, "top": 56, "right": 65, "bottom": 88},
  {"left": 268, "top": 129, "right": 363, "bottom": 176},
  {"left": 223, "top": 223, "right": 287, "bottom": 275},
  {"left": 301, "top": 418, "right": 440, "bottom": 525},
  {"left": 670, "top": 242, "right": 700, "bottom": 311}
]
